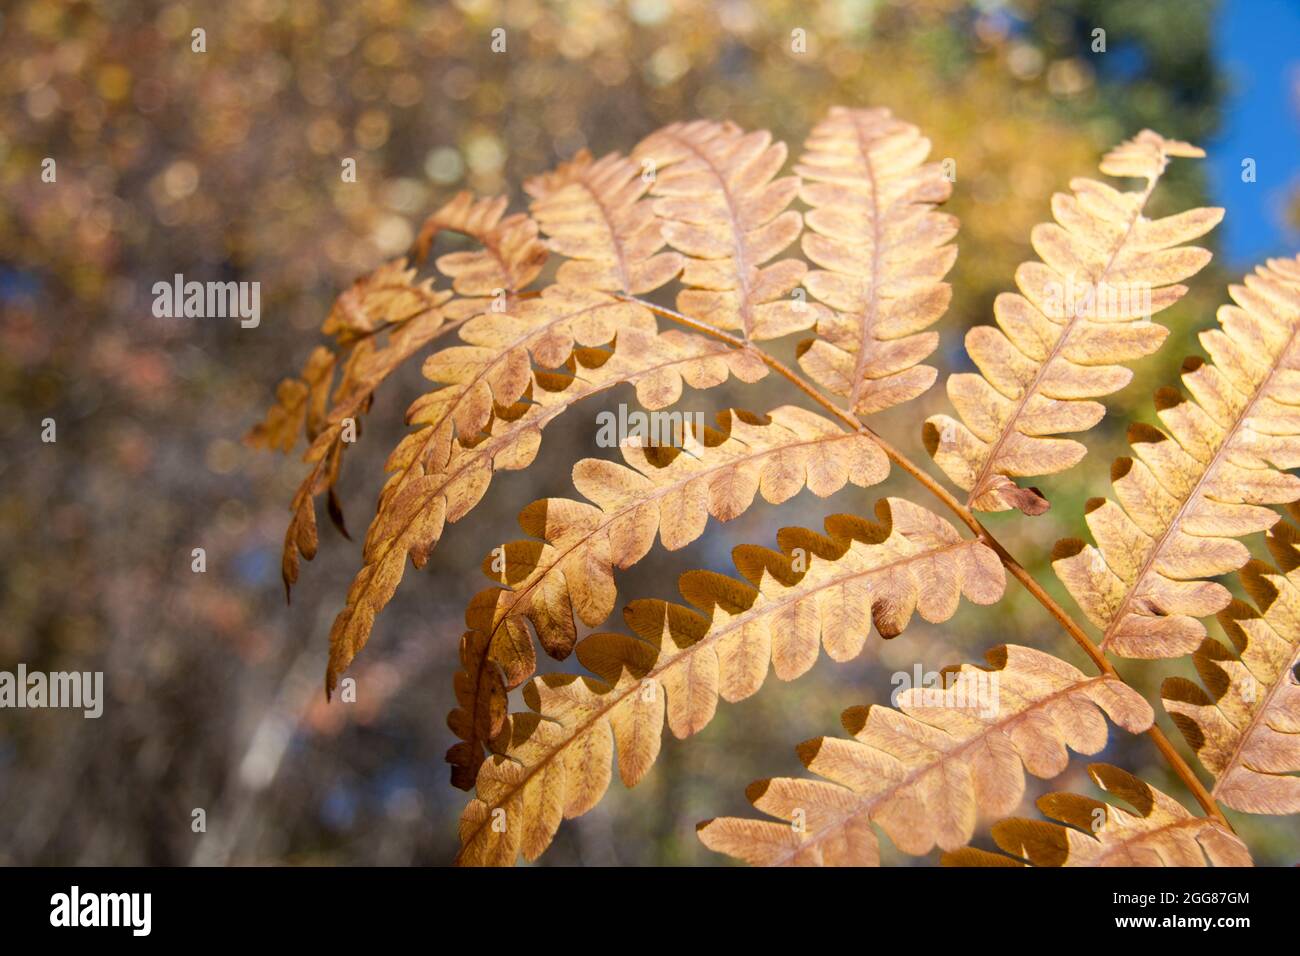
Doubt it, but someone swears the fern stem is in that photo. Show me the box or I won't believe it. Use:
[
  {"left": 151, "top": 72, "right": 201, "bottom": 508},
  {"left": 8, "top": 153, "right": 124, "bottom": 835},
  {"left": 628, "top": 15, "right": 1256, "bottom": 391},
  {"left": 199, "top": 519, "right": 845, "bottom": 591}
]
[{"left": 621, "top": 293, "right": 1233, "bottom": 829}]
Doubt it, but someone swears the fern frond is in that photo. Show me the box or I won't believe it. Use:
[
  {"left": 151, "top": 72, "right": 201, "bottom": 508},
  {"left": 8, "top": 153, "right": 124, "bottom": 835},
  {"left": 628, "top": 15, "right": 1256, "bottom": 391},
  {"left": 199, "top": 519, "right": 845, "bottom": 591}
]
[
  {"left": 324, "top": 313, "right": 764, "bottom": 695},
  {"left": 260, "top": 219, "right": 541, "bottom": 597},
  {"left": 412, "top": 286, "right": 678, "bottom": 445},
  {"left": 696, "top": 644, "right": 1152, "bottom": 866},
  {"left": 523, "top": 149, "right": 684, "bottom": 294},
  {"left": 943, "top": 763, "right": 1252, "bottom": 866},
  {"left": 249, "top": 257, "right": 449, "bottom": 456},
  {"left": 446, "top": 405, "right": 890, "bottom": 787},
  {"left": 633, "top": 120, "right": 821, "bottom": 341},
  {"left": 794, "top": 107, "right": 957, "bottom": 414},
  {"left": 1162, "top": 517, "right": 1300, "bottom": 814},
  {"left": 454, "top": 498, "right": 1006, "bottom": 865},
  {"left": 246, "top": 345, "right": 336, "bottom": 453},
  {"left": 924, "top": 131, "right": 1220, "bottom": 515},
  {"left": 265, "top": 260, "right": 455, "bottom": 596},
  {"left": 322, "top": 257, "right": 451, "bottom": 344},
  {"left": 412, "top": 191, "right": 548, "bottom": 316},
  {"left": 1053, "top": 256, "right": 1300, "bottom": 658}
]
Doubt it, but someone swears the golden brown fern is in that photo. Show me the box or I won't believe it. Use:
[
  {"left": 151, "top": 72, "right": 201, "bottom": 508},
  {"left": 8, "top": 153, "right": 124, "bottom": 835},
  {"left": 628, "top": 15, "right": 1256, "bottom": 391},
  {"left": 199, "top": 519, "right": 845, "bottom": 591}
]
[
  {"left": 412, "top": 191, "right": 549, "bottom": 316},
  {"left": 925, "top": 131, "right": 1220, "bottom": 515},
  {"left": 262, "top": 197, "right": 548, "bottom": 598},
  {"left": 523, "top": 149, "right": 684, "bottom": 295},
  {"left": 246, "top": 256, "right": 450, "bottom": 459},
  {"left": 401, "top": 152, "right": 684, "bottom": 469},
  {"left": 455, "top": 499, "right": 1005, "bottom": 865},
  {"left": 446, "top": 405, "right": 890, "bottom": 787},
  {"left": 326, "top": 317, "right": 765, "bottom": 695},
  {"left": 320, "top": 150, "right": 711, "bottom": 693},
  {"left": 443, "top": 110, "right": 961, "bottom": 787},
  {"left": 943, "top": 764, "right": 1251, "bottom": 866},
  {"left": 247, "top": 345, "right": 336, "bottom": 454},
  {"left": 633, "top": 121, "right": 820, "bottom": 341},
  {"left": 322, "top": 257, "right": 454, "bottom": 343},
  {"left": 249, "top": 107, "right": 1298, "bottom": 868},
  {"left": 250, "top": 260, "right": 455, "bottom": 595},
  {"left": 695, "top": 644, "right": 1152, "bottom": 865},
  {"left": 795, "top": 107, "right": 957, "bottom": 414},
  {"left": 1053, "top": 256, "right": 1300, "bottom": 659},
  {"left": 1162, "top": 516, "right": 1300, "bottom": 813}
]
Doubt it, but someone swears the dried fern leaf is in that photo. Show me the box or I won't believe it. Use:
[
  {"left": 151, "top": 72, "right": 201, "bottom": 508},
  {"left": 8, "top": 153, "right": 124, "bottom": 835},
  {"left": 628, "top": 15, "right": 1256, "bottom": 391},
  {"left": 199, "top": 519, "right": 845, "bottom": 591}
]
[
  {"left": 696, "top": 644, "right": 1152, "bottom": 866},
  {"left": 1053, "top": 256, "right": 1300, "bottom": 659},
  {"left": 633, "top": 120, "right": 821, "bottom": 341},
  {"left": 455, "top": 498, "right": 1006, "bottom": 865},
  {"left": 794, "top": 106, "right": 957, "bottom": 415},
  {"left": 1162, "top": 518, "right": 1300, "bottom": 814},
  {"left": 925, "top": 131, "right": 1220, "bottom": 515},
  {"left": 325, "top": 311, "right": 766, "bottom": 695},
  {"left": 446, "top": 405, "right": 890, "bottom": 788},
  {"left": 250, "top": 256, "right": 448, "bottom": 455},
  {"left": 322, "top": 288, "right": 666, "bottom": 645},
  {"left": 412, "top": 191, "right": 549, "bottom": 317},
  {"left": 943, "top": 763, "right": 1252, "bottom": 866},
  {"left": 246, "top": 345, "right": 336, "bottom": 453},
  {"left": 412, "top": 286, "right": 668, "bottom": 449},
  {"left": 322, "top": 257, "right": 449, "bottom": 344},
  {"left": 280, "top": 308, "right": 452, "bottom": 593},
  {"left": 273, "top": 261, "right": 455, "bottom": 596},
  {"left": 523, "top": 149, "right": 684, "bottom": 294}
]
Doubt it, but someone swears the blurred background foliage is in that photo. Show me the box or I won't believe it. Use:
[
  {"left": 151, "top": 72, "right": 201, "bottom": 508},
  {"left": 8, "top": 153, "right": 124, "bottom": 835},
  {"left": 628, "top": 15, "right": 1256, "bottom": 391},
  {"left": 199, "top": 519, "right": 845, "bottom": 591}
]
[{"left": 0, "top": 0, "right": 1295, "bottom": 865}]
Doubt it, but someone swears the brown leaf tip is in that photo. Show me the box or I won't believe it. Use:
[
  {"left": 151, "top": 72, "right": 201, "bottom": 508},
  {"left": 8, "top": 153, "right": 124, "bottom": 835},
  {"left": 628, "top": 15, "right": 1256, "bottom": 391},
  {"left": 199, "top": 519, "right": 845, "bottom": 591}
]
[
  {"left": 1051, "top": 537, "right": 1086, "bottom": 562},
  {"left": 920, "top": 421, "right": 941, "bottom": 457},
  {"left": 1017, "top": 486, "right": 1050, "bottom": 515},
  {"left": 744, "top": 779, "right": 773, "bottom": 805},
  {"left": 840, "top": 706, "right": 870, "bottom": 736}
]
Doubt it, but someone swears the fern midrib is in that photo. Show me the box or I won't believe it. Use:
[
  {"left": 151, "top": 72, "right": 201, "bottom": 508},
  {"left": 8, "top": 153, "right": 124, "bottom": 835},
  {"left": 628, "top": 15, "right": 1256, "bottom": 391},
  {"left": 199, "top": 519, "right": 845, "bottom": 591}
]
[
  {"left": 605, "top": 288, "right": 1231, "bottom": 826},
  {"left": 1098, "top": 305, "right": 1300, "bottom": 653},
  {"left": 569, "top": 172, "right": 635, "bottom": 294},
  {"left": 463, "top": 215, "right": 521, "bottom": 292},
  {"left": 456, "top": 537, "right": 977, "bottom": 859},
  {"left": 965, "top": 162, "right": 1167, "bottom": 507},
  {"left": 663, "top": 127, "right": 757, "bottom": 340},
  {"left": 846, "top": 114, "right": 887, "bottom": 414},
  {"left": 754, "top": 674, "right": 1120, "bottom": 866}
]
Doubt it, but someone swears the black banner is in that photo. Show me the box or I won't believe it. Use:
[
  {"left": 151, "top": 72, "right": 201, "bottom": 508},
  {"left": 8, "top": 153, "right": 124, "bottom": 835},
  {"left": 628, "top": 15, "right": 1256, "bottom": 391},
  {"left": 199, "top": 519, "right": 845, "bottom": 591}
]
[{"left": 0, "top": 865, "right": 1286, "bottom": 941}]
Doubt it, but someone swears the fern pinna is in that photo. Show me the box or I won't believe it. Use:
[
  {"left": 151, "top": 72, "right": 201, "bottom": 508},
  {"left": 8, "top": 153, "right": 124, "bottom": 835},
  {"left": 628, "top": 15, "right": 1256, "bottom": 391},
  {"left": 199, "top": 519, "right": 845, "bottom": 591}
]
[{"left": 250, "top": 106, "right": 1299, "bottom": 867}]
